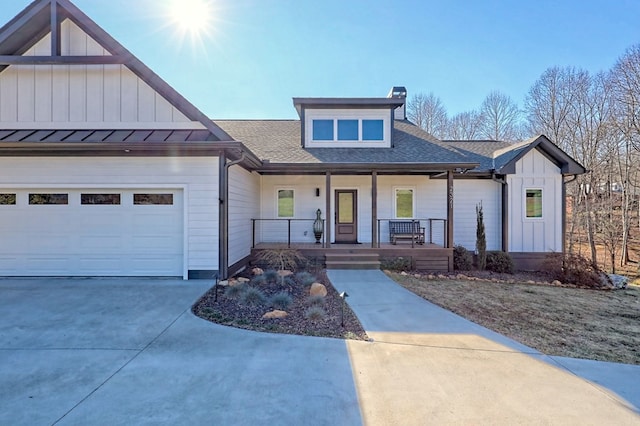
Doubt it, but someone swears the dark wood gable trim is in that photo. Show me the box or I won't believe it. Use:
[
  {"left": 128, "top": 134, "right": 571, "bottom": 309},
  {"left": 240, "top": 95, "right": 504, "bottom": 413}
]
[{"left": 496, "top": 135, "right": 587, "bottom": 176}]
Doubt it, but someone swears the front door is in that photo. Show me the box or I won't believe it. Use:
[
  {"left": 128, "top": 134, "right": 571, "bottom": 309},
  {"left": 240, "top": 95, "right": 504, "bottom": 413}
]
[{"left": 335, "top": 190, "right": 358, "bottom": 243}]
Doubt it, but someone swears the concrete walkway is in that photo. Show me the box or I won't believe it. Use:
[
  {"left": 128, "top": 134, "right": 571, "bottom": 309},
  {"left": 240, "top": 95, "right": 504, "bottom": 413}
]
[{"left": 328, "top": 269, "right": 640, "bottom": 424}]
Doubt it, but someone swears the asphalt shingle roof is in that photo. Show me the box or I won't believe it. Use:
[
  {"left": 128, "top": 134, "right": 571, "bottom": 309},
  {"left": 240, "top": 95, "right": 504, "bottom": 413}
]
[
  {"left": 440, "top": 140, "right": 512, "bottom": 171},
  {"left": 215, "top": 119, "right": 478, "bottom": 166}
]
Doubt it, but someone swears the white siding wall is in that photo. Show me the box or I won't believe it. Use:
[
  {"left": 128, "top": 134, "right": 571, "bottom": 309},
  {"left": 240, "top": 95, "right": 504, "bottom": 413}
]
[
  {"left": 0, "top": 20, "right": 195, "bottom": 128},
  {"left": 452, "top": 180, "right": 502, "bottom": 251},
  {"left": 507, "top": 149, "right": 563, "bottom": 252},
  {"left": 259, "top": 175, "right": 327, "bottom": 243},
  {"left": 0, "top": 157, "right": 219, "bottom": 271},
  {"left": 228, "top": 165, "right": 260, "bottom": 266}
]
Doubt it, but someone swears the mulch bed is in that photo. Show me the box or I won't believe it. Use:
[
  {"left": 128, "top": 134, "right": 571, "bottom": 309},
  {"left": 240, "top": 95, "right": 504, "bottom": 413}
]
[{"left": 192, "top": 269, "right": 368, "bottom": 340}]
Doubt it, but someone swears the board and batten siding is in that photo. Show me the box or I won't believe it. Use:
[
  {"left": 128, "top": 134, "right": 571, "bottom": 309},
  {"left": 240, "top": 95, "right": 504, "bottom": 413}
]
[
  {"left": 228, "top": 165, "right": 260, "bottom": 266},
  {"left": 507, "top": 149, "right": 562, "bottom": 252},
  {"left": 451, "top": 180, "right": 502, "bottom": 251},
  {"left": 0, "top": 157, "right": 220, "bottom": 274},
  {"left": 0, "top": 20, "right": 195, "bottom": 128}
]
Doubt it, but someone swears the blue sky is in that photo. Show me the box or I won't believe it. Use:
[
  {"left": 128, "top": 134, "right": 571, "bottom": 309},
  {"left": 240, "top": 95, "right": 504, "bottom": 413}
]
[{"left": 2, "top": 0, "right": 639, "bottom": 119}]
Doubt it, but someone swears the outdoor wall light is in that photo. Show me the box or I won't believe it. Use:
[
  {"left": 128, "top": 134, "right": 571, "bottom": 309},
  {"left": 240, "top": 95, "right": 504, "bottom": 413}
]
[
  {"left": 339, "top": 291, "right": 349, "bottom": 327},
  {"left": 315, "top": 188, "right": 320, "bottom": 197}
]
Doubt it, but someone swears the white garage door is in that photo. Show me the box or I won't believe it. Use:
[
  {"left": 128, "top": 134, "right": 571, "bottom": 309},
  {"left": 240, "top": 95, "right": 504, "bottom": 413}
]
[{"left": 0, "top": 189, "right": 183, "bottom": 276}]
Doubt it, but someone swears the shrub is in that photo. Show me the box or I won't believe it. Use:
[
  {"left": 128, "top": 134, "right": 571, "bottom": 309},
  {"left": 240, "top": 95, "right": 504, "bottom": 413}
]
[
  {"left": 543, "top": 253, "right": 609, "bottom": 289},
  {"left": 295, "top": 271, "right": 317, "bottom": 287},
  {"left": 254, "top": 249, "right": 308, "bottom": 271},
  {"left": 304, "top": 306, "right": 326, "bottom": 322},
  {"left": 250, "top": 275, "right": 267, "bottom": 286},
  {"left": 486, "top": 251, "right": 514, "bottom": 274},
  {"left": 380, "top": 256, "right": 412, "bottom": 272},
  {"left": 263, "top": 269, "right": 279, "bottom": 284},
  {"left": 270, "top": 291, "right": 293, "bottom": 310},
  {"left": 306, "top": 294, "right": 326, "bottom": 307},
  {"left": 224, "top": 283, "right": 247, "bottom": 299},
  {"left": 476, "top": 202, "right": 486, "bottom": 270},
  {"left": 283, "top": 276, "right": 297, "bottom": 288},
  {"left": 453, "top": 245, "right": 473, "bottom": 271},
  {"left": 239, "top": 286, "right": 268, "bottom": 306}
]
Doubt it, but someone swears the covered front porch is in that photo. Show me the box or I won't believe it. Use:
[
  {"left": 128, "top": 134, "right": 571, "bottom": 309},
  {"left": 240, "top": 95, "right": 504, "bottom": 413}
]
[{"left": 248, "top": 165, "right": 462, "bottom": 272}]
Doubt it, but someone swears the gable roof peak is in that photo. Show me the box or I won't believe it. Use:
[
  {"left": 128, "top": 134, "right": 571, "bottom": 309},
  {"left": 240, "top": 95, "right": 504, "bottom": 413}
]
[{"left": 0, "top": 0, "right": 233, "bottom": 141}]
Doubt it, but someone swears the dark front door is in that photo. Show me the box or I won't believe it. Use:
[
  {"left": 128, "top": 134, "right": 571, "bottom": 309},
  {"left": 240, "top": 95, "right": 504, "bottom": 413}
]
[{"left": 335, "top": 190, "right": 357, "bottom": 243}]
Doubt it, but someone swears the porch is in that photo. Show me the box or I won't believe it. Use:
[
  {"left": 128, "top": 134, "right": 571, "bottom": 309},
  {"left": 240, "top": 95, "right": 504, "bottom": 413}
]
[{"left": 251, "top": 241, "right": 453, "bottom": 272}]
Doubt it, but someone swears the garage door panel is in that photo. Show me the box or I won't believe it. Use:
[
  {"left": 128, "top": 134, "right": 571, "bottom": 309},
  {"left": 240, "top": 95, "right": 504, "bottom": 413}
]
[
  {"left": 78, "top": 237, "right": 125, "bottom": 252},
  {"left": 0, "top": 189, "right": 184, "bottom": 277}
]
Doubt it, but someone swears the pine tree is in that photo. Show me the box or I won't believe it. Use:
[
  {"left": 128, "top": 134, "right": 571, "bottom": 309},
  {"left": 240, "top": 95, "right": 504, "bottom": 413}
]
[{"left": 476, "top": 202, "right": 487, "bottom": 270}]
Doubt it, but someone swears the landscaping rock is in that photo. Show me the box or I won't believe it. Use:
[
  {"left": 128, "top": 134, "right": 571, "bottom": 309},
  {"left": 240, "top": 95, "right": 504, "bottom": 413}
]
[
  {"left": 218, "top": 280, "right": 229, "bottom": 286},
  {"left": 400, "top": 271, "right": 408, "bottom": 276},
  {"left": 228, "top": 279, "right": 240, "bottom": 286},
  {"left": 456, "top": 274, "right": 468, "bottom": 280},
  {"left": 252, "top": 267, "right": 264, "bottom": 276},
  {"left": 526, "top": 280, "right": 536, "bottom": 284},
  {"left": 278, "top": 270, "right": 293, "bottom": 277},
  {"left": 608, "top": 274, "right": 628, "bottom": 290},
  {"left": 262, "top": 310, "right": 288, "bottom": 319},
  {"left": 237, "top": 277, "right": 250, "bottom": 284},
  {"left": 552, "top": 280, "right": 562, "bottom": 286},
  {"left": 427, "top": 274, "right": 436, "bottom": 280},
  {"left": 309, "top": 282, "right": 328, "bottom": 297}
]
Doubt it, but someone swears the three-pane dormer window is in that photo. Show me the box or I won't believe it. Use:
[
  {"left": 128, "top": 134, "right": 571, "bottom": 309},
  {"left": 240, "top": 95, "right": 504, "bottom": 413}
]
[{"left": 311, "top": 118, "right": 385, "bottom": 142}]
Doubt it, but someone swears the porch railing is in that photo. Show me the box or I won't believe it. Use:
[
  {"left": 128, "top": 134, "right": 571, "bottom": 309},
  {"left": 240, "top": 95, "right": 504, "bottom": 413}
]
[
  {"left": 251, "top": 218, "right": 326, "bottom": 248},
  {"left": 376, "top": 218, "right": 447, "bottom": 248}
]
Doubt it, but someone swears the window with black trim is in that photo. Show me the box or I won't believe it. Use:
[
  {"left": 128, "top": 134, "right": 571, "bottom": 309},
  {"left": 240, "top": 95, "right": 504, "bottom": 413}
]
[
  {"left": 29, "top": 193, "right": 68, "bottom": 205},
  {"left": 0, "top": 194, "right": 16, "bottom": 205},
  {"left": 133, "top": 194, "right": 173, "bottom": 205},
  {"left": 81, "top": 194, "right": 121, "bottom": 205}
]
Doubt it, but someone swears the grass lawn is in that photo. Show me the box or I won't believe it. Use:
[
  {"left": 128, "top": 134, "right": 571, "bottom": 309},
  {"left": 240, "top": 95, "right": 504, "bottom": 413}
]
[{"left": 388, "top": 272, "right": 640, "bottom": 365}]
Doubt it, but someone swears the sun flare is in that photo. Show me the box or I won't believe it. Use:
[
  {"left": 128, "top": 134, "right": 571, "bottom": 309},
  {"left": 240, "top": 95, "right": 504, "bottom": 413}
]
[{"left": 169, "top": 0, "right": 212, "bottom": 36}]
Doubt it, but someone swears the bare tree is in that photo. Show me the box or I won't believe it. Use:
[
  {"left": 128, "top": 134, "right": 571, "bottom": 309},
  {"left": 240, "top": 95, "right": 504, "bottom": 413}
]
[
  {"left": 609, "top": 44, "right": 640, "bottom": 265},
  {"left": 610, "top": 44, "right": 640, "bottom": 151},
  {"left": 479, "top": 91, "right": 522, "bottom": 141},
  {"left": 524, "top": 66, "right": 589, "bottom": 150},
  {"left": 445, "top": 110, "right": 484, "bottom": 140},
  {"left": 407, "top": 92, "right": 448, "bottom": 139}
]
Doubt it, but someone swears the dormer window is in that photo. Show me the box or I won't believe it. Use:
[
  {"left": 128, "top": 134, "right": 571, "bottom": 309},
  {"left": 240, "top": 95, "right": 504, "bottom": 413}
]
[{"left": 306, "top": 109, "right": 391, "bottom": 148}]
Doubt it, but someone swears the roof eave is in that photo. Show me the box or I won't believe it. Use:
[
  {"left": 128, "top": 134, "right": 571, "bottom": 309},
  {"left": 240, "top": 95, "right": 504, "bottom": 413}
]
[{"left": 257, "top": 161, "right": 479, "bottom": 175}]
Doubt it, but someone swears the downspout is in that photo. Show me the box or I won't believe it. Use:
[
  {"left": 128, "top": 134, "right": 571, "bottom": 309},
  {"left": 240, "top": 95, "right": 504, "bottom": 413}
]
[
  {"left": 492, "top": 172, "right": 508, "bottom": 253},
  {"left": 562, "top": 174, "right": 578, "bottom": 255},
  {"left": 219, "top": 151, "right": 247, "bottom": 280}
]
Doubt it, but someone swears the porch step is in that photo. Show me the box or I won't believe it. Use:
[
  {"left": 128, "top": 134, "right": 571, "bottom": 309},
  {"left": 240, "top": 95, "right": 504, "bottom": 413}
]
[{"left": 325, "top": 253, "right": 380, "bottom": 270}]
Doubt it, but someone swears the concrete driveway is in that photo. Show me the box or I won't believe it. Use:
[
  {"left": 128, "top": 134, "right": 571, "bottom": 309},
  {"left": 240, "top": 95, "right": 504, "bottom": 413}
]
[
  {"left": 0, "top": 278, "right": 360, "bottom": 425},
  {"left": 1, "top": 276, "right": 639, "bottom": 425}
]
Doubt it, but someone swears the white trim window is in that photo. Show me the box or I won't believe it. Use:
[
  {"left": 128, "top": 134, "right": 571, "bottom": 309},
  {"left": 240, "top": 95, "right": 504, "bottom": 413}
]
[
  {"left": 394, "top": 187, "right": 415, "bottom": 219},
  {"left": 525, "top": 188, "right": 543, "bottom": 219},
  {"left": 305, "top": 109, "right": 391, "bottom": 148},
  {"left": 277, "top": 189, "right": 295, "bottom": 218}
]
